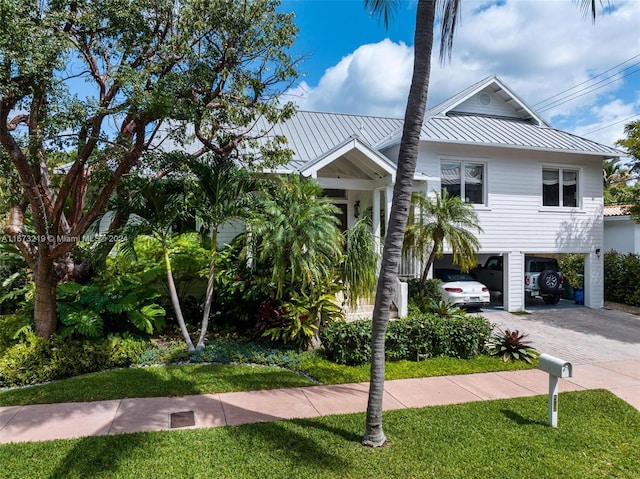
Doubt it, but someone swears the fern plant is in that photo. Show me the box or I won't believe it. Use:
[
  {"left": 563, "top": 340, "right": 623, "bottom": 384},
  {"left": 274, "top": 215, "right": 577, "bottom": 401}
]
[{"left": 488, "top": 329, "right": 539, "bottom": 363}]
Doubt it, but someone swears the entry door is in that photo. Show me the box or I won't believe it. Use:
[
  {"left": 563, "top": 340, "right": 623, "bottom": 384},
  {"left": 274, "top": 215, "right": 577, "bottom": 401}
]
[{"left": 336, "top": 204, "right": 348, "bottom": 233}]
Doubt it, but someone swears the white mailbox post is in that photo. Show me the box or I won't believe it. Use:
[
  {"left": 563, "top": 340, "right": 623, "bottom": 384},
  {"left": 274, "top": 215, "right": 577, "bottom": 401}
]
[{"left": 538, "top": 353, "right": 573, "bottom": 427}]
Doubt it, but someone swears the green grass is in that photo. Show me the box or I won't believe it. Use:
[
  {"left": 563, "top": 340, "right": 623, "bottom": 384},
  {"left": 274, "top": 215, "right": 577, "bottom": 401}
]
[
  {"left": 0, "top": 355, "right": 535, "bottom": 407},
  {"left": 1, "top": 390, "right": 638, "bottom": 478},
  {"left": 300, "top": 354, "right": 535, "bottom": 384},
  {"left": 0, "top": 364, "right": 316, "bottom": 406}
]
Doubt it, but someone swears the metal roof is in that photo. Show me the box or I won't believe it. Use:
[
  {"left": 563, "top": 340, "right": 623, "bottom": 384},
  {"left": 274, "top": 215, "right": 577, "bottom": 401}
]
[
  {"left": 252, "top": 111, "right": 402, "bottom": 170},
  {"left": 418, "top": 114, "right": 622, "bottom": 156}
]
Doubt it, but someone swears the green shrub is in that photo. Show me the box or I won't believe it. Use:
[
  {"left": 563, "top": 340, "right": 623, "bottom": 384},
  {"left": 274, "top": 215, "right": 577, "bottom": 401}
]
[
  {"left": 407, "top": 278, "right": 443, "bottom": 312},
  {"left": 0, "top": 335, "right": 150, "bottom": 387},
  {"left": 320, "top": 320, "right": 372, "bottom": 366},
  {"left": 488, "top": 329, "right": 539, "bottom": 363},
  {"left": 321, "top": 313, "right": 493, "bottom": 366},
  {"left": 604, "top": 251, "right": 640, "bottom": 306}
]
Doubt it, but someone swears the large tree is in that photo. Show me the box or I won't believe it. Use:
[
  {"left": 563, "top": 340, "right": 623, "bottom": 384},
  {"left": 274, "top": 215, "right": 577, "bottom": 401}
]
[
  {"left": 0, "top": 0, "right": 297, "bottom": 338},
  {"left": 362, "top": 0, "right": 604, "bottom": 447}
]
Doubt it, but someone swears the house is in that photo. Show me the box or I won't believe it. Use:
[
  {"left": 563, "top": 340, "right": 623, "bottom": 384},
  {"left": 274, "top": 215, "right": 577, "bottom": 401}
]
[
  {"left": 604, "top": 205, "right": 640, "bottom": 254},
  {"left": 238, "top": 76, "right": 622, "bottom": 312}
]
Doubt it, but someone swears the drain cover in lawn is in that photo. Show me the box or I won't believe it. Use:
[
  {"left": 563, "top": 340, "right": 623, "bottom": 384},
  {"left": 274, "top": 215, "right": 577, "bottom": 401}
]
[{"left": 170, "top": 411, "right": 195, "bottom": 428}]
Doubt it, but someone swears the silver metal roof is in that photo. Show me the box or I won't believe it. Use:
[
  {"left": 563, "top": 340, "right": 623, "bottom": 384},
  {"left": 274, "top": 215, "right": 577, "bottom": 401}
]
[
  {"left": 252, "top": 111, "right": 402, "bottom": 169},
  {"left": 419, "top": 114, "right": 622, "bottom": 156}
]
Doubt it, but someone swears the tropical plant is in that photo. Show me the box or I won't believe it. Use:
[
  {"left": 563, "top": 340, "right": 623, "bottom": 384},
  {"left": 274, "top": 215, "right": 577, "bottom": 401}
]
[
  {"left": 187, "top": 154, "right": 263, "bottom": 350},
  {"left": 56, "top": 277, "right": 166, "bottom": 338},
  {"left": 404, "top": 190, "right": 482, "bottom": 291},
  {"left": 362, "top": 0, "right": 604, "bottom": 448},
  {"left": 342, "top": 218, "right": 379, "bottom": 308},
  {"left": 488, "top": 329, "right": 539, "bottom": 363},
  {"left": 248, "top": 175, "right": 344, "bottom": 298},
  {"left": 0, "top": 0, "right": 298, "bottom": 339},
  {"left": 115, "top": 176, "right": 198, "bottom": 350}
]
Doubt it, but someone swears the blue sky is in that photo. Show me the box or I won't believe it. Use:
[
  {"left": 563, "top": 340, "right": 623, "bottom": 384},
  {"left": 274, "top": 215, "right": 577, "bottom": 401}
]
[{"left": 278, "top": 0, "right": 640, "bottom": 150}]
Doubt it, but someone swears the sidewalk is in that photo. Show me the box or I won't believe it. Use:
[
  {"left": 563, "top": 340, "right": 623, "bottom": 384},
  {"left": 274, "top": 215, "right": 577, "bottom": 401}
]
[{"left": 2, "top": 359, "right": 639, "bottom": 444}]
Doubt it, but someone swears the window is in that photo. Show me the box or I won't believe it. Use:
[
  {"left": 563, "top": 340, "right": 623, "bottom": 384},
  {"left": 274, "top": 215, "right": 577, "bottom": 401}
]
[
  {"left": 542, "top": 168, "right": 578, "bottom": 207},
  {"left": 441, "top": 161, "right": 485, "bottom": 204}
]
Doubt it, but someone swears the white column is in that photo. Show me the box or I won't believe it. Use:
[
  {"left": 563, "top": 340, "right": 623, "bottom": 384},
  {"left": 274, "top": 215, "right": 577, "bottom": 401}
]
[
  {"left": 504, "top": 252, "right": 525, "bottom": 312},
  {"left": 385, "top": 185, "right": 393, "bottom": 226},
  {"left": 373, "top": 188, "right": 381, "bottom": 251},
  {"left": 584, "top": 251, "right": 604, "bottom": 308}
]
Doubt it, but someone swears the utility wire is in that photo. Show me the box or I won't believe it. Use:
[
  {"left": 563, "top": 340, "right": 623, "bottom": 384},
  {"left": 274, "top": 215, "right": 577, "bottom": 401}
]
[
  {"left": 538, "top": 66, "right": 640, "bottom": 113},
  {"left": 533, "top": 52, "right": 640, "bottom": 108},
  {"left": 583, "top": 114, "right": 640, "bottom": 136}
]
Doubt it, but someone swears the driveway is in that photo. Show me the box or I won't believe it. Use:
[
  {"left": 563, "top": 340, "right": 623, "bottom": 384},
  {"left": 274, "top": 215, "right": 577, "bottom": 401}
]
[{"left": 476, "top": 302, "right": 640, "bottom": 365}]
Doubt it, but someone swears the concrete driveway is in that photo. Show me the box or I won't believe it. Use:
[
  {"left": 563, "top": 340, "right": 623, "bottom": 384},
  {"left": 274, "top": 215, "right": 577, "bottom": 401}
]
[{"left": 476, "top": 302, "right": 640, "bottom": 365}]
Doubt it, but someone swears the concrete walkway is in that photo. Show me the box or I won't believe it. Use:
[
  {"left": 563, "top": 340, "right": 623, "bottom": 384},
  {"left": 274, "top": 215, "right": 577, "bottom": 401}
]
[{"left": 1, "top": 359, "right": 639, "bottom": 444}]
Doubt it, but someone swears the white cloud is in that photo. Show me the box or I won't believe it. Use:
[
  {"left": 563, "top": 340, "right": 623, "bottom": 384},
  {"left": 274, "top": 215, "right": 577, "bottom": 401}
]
[
  {"left": 283, "top": 39, "right": 413, "bottom": 117},
  {"left": 285, "top": 0, "right": 640, "bottom": 146}
]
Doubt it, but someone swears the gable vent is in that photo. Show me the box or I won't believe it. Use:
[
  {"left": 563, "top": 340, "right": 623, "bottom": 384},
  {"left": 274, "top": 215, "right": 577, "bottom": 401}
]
[{"left": 478, "top": 92, "right": 491, "bottom": 106}]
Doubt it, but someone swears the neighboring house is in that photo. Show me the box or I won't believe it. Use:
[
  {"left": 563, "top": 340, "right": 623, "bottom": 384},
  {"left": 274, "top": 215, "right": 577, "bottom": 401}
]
[
  {"left": 244, "top": 76, "right": 621, "bottom": 312},
  {"left": 604, "top": 205, "right": 640, "bottom": 254}
]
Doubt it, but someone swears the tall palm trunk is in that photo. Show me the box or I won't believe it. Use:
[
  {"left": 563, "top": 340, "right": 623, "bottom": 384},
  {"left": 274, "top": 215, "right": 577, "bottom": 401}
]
[
  {"left": 196, "top": 229, "right": 218, "bottom": 351},
  {"left": 163, "top": 241, "right": 195, "bottom": 352},
  {"left": 363, "top": 0, "right": 435, "bottom": 447}
]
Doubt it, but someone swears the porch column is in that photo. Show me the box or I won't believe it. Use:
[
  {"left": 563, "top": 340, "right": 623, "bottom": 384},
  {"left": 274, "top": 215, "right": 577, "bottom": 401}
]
[
  {"left": 584, "top": 251, "right": 604, "bottom": 308},
  {"left": 385, "top": 185, "right": 393, "bottom": 226},
  {"left": 373, "top": 188, "right": 381, "bottom": 251},
  {"left": 503, "top": 252, "right": 525, "bottom": 312}
]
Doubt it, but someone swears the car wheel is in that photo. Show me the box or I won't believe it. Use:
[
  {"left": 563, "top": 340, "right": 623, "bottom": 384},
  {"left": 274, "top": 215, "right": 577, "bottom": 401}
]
[
  {"left": 539, "top": 270, "right": 561, "bottom": 293},
  {"left": 543, "top": 294, "right": 561, "bottom": 305}
]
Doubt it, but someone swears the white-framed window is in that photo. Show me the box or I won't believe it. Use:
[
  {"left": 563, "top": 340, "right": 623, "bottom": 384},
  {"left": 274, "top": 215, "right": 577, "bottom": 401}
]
[
  {"left": 441, "top": 161, "right": 485, "bottom": 205},
  {"left": 542, "top": 167, "right": 579, "bottom": 208}
]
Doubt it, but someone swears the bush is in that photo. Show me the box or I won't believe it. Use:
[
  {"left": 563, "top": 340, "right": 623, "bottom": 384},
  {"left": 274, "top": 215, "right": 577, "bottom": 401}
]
[
  {"left": 604, "top": 251, "right": 640, "bottom": 306},
  {"left": 0, "top": 334, "right": 150, "bottom": 387},
  {"left": 407, "top": 278, "right": 443, "bottom": 312},
  {"left": 320, "top": 313, "right": 492, "bottom": 366}
]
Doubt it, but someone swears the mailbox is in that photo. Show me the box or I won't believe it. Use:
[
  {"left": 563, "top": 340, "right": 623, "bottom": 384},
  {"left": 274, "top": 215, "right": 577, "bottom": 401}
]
[{"left": 538, "top": 353, "right": 572, "bottom": 378}]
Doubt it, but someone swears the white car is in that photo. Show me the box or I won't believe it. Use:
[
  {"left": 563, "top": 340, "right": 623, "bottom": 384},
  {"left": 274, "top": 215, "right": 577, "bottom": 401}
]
[{"left": 434, "top": 269, "right": 491, "bottom": 309}]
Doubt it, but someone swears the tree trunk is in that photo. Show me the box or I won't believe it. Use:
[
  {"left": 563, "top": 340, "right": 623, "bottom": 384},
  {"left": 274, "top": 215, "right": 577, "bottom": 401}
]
[
  {"left": 33, "top": 254, "right": 58, "bottom": 338},
  {"left": 196, "top": 230, "right": 218, "bottom": 351},
  {"left": 363, "top": 0, "right": 435, "bottom": 447},
  {"left": 163, "top": 246, "right": 195, "bottom": 352}
]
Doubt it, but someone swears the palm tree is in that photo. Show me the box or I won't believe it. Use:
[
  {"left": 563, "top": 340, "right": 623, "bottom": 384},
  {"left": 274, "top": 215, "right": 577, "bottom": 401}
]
[
  {"left": 403, "top": 190, "right": 482, "bottom": 290},
  {"left": 116, "top": 176, "right": 197, "bottom": 351},
  {"left": 342, "top": 217, "right": 379, "bottom": 309},
  {"left": 248, "top": 175, "right": 344, "bottom": 297},
  {"left": 363, "top": 0, "right": 603, "bottom": 448},
  {"left": 187, "top": 154, "right": 260, "bottom": 351}
]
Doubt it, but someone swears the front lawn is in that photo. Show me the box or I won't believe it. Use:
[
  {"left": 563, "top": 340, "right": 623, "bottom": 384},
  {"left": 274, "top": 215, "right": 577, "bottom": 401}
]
[
  {"left": 1, "top": 390, "right": 638, "bottom": 479},
  {"left": 0, "top": 355, "right": 535, "bottom": 407}
]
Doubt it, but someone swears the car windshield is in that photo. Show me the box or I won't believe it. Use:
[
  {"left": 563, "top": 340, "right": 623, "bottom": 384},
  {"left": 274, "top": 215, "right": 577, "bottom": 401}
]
[{"left": 529, "top": 261, "right": 558, "bottom": 272}]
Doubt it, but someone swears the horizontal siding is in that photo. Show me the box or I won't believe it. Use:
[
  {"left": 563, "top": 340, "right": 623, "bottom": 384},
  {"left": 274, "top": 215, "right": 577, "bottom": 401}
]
[
  {"left": 604, "top": 219, "right": 638, "bottom": 254},
  {"left": 418, "top": 143, "right": 604, "bottom": 255},
  {"left": 454, "top": 89, "right": 522, "bottom": 119},
  {"left": 217, "top": 220, "right": 245, "bottom": 247}
]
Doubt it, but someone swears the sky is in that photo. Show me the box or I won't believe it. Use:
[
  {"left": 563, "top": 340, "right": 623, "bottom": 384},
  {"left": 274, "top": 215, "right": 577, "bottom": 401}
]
[{"left": 277, "top": 0, "right": 640, "bottom": 151}]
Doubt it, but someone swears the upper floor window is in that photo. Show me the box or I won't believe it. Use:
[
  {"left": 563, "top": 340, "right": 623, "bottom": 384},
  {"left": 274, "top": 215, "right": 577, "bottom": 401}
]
[
  {"left": 441, "top": 161, "right": 485, "bottom": 204},
  {"left": 542, "top": 168, "right": 578, "bottom": 207}
]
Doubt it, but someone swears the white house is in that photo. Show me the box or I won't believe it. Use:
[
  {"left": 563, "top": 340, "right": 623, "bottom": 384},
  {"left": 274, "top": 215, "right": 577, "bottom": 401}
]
[
  {"left": 240, "top": 76, "right": 622, "bottom": 311},
  {"left": 604, "top": 205, "right": 640, "bottom": 254}
]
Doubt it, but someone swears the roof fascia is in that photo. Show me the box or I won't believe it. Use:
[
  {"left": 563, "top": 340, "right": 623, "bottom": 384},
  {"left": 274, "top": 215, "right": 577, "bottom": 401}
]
[{"left": 300, "top": 136, "right": 397, "bottom": 181}]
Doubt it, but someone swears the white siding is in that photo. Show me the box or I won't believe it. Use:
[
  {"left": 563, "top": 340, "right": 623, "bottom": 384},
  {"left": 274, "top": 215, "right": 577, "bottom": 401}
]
[
  {"left": 604, "top": 217, "right": 640, "bottom": 254},
  {"left": 418, "top": 142, "right": 604, "bottom": 255},
  {"left": 453, "top": 88, "right": 523, "bottom": 120},
  {"left": 585, "top": 252, "right": 604, "bottom": 308},
  {"left": 217, "top": 220, "right": 245, "bottom": 247},
  {"left": 504, "top": 252, "right": 525, "bottom": 311}
]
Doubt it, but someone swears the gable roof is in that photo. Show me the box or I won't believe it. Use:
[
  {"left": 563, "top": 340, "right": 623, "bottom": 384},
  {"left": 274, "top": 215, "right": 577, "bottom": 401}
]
[
  {"left": 424, "top": 75, "right": 549, "bottom": 127},
  {"left": 256, "top": 76, "right": 621, "bottom": 172}
]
